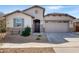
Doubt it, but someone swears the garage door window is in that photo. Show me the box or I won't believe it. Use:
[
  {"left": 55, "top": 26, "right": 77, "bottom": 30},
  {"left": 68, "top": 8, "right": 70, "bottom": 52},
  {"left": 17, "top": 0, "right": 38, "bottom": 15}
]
[{"left": 45, "top": 20, "right": 69, "bottom": 23}]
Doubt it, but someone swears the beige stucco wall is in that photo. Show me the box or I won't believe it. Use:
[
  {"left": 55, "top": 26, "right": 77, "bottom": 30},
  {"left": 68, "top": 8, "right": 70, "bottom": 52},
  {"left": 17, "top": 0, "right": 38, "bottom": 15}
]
[
  {"left": 23, "top": 8, "right": 43, "bottom": 20},
  {"left": 24, "top": 7, "right": 45, "bottom": 32},
  {"left": 6, "top": 12, "right": 33, "bottom": 28}
]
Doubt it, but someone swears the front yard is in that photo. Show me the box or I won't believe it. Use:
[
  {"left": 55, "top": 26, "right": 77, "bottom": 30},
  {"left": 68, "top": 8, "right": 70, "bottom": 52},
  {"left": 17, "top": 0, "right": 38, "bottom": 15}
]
[
  {"left": 0, "top": 32, "right": 79, "bottom": 53},
  {"left": 0, "top": 33, "right": 53, "bottom": 53},
  {"left": 0, "top": 33, "right": 48, "bottom": 43}
]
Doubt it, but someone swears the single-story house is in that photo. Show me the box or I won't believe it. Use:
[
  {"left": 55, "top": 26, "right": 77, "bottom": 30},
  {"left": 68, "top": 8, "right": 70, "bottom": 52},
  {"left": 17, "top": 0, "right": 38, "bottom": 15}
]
[{"left": 0, "top": 5, "right": 79, "bottom": 33}]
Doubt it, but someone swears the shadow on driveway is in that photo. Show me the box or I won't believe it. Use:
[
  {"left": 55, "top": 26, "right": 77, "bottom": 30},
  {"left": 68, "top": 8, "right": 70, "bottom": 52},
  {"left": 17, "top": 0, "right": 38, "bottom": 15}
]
[{"left": 46, "top": 32, "right": 78, "bottom": 44}]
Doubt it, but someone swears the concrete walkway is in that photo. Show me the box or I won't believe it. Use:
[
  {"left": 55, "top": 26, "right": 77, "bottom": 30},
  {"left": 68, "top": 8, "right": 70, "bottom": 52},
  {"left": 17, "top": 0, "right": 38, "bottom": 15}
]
[
  {"left": 53, "top": 47, "right": 79, "bottom": 53},
  {"left": 0, "top": 41, "right": 79, "bottom": 53}
]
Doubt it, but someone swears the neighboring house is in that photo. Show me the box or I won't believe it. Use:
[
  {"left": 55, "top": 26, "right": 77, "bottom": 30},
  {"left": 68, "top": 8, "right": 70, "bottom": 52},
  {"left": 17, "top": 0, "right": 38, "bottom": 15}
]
[
  {"left": 73, "top": 19, "right": 79, "bottom": 32},
  {"left": 0, "top": 5, "right": 79, "bottom": 33}
]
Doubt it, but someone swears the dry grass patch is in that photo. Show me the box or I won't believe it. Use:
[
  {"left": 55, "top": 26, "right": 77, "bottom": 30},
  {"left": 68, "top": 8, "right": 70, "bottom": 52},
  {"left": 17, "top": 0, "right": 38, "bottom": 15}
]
[
  {"left": 0, "top": 47, "right": 55, "bottom": 53},
  {"left": 0, "top": 33, "right": 6, "bottom": 46},
  {"left": 0, "top": 33, "right": 6, "bottom": 40}
]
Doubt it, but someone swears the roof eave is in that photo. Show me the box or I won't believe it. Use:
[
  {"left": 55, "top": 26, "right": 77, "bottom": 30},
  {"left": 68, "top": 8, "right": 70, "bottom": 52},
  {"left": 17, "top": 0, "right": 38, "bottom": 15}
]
[
  {"left": 3, "top": 10, "right": 34, "bottom": 18},
  {"left": 44, "top": 13, "right": 76, "bottom": 19}
]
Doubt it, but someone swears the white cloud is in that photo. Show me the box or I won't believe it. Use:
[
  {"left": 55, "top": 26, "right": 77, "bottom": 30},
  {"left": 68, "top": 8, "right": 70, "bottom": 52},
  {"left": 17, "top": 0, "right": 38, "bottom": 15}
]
[{"left": 47, "top": 6, "right": 63, "bottom": 10}]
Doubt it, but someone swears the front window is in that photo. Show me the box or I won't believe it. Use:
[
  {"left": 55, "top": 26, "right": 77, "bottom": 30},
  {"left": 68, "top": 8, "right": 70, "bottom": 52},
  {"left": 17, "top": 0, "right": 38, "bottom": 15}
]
[{"left": 13, "top": 17, "right": 24, "bottom": 27}]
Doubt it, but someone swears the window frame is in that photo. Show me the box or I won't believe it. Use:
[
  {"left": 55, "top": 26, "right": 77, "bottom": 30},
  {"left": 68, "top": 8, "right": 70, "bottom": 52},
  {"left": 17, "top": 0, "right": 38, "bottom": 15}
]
[{"left": 13, "top": 17, "right": 24, "bottom": 28}]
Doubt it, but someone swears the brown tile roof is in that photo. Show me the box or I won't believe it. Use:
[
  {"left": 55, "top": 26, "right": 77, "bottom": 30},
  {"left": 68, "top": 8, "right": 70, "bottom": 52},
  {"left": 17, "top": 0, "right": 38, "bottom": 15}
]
[
  {"left": 3, "top": 10, "right": 34, "bottom": 18},
  {"left": 73, "top": 19, "right": 79, "bottom": 22},
  {"left": 3, "top": 5, "right": 45, "bottom": 18},
  {"left": 45, "top": 13, "right": 76, "bottom": 19}
]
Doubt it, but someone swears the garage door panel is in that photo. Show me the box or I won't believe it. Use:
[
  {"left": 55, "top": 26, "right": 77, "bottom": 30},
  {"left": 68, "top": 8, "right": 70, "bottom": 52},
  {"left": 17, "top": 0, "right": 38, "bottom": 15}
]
[{"left": 45, "top": 22, "right": 69, "bottom": 32}]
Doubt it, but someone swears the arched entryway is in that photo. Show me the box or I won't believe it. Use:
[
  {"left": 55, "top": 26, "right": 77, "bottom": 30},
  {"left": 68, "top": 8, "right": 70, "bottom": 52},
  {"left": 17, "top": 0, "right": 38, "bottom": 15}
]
[{"left": 33, "top": 19, "right": 40, "bottom": 33}]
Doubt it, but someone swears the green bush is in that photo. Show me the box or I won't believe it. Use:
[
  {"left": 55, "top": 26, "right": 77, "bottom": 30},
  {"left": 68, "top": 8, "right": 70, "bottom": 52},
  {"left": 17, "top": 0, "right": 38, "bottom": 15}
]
[
  {"left": 0, "top": 20, "right": 6, "bottom": 33},
  {"left": 21, "top": 27, "right": 31, "bottom": 37},
  {"left": 0, "top": 28, "right": 6, "bottom": 33}
]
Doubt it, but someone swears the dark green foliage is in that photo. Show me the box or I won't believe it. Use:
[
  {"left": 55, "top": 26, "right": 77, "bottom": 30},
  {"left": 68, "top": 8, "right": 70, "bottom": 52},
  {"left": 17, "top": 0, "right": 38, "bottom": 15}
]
[
  {"left": 0, "top": 28, "right": 6, "bottom": 33},
  {"left": 0, "top": 20, "right": 6, "bottom": 33},
  {"left": 21, "top": 27, "right": 31, "bottom": 36}
]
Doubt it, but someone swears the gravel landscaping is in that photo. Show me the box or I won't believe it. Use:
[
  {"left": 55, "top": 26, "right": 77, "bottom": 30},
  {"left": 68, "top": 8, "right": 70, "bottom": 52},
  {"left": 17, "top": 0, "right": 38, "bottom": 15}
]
[{"left": 0, "top": 34, "right": 48, "bottom": 43}]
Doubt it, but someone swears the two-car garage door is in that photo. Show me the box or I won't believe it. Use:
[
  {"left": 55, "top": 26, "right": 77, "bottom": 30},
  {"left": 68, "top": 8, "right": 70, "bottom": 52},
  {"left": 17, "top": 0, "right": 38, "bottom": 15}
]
[{"left": 45, "top": 21, "right": 69, "bottom": 32}]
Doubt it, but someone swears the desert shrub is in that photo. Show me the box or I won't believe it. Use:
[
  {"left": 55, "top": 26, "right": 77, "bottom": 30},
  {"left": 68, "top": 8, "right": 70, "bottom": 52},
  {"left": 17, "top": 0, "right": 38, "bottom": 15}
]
[
  {"left": 36, "top": 37, "right": 41, "bottom": 40},
  {"left": 21, "top": 27, "right": 31, "bottom": 36},
  {"left": 0, "top": 28, "right": 6, "bottom": 33},
  {"left": 38, "top": 34, "right": 42, "bottom": 37},
  {"left": 36, "top": 34, "right": 42, "bottom": 40}
]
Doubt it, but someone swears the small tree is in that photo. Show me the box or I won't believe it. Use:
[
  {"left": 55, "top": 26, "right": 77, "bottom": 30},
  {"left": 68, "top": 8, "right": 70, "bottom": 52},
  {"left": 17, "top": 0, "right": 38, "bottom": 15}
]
[
  {"left": 0, "top": 20, "right": 6, "bottom": 33},
  {"left": 21, "top": 27, "right": 31, "bottom": 37}
]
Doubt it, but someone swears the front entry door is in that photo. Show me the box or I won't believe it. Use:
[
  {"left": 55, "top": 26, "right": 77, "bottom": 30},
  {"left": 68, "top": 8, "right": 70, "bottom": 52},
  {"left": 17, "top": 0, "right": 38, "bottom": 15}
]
[{"left": 34, "top": 19, "right": 40, "bottom": 33}]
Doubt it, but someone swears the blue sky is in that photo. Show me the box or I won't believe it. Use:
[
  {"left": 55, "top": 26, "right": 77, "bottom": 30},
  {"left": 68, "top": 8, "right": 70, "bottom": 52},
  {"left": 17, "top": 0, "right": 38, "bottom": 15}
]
[{"left": 0, "top": 5, "right": 79, "bottom": 18}]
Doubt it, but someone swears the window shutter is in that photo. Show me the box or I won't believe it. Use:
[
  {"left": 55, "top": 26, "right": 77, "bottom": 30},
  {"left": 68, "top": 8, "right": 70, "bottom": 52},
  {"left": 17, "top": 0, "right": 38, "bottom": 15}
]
[{"left": 13, "top": 18, "right": 16, "bottom": 27}]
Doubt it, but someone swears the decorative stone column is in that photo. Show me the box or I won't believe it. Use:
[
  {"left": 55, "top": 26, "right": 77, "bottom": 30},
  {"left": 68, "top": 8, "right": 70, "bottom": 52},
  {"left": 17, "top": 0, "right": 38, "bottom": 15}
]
[
  {"left": 69, "top": 21, "right": 74, "bottom": 32},
  {"left": 40, "top": 20, "right": 45, "bottom": 33}
]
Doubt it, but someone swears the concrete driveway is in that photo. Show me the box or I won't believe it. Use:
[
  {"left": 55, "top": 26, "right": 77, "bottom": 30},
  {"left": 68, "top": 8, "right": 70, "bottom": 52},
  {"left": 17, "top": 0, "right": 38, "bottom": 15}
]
[{"left": 46, "top": 32, "right": 79, "bottom": 44}]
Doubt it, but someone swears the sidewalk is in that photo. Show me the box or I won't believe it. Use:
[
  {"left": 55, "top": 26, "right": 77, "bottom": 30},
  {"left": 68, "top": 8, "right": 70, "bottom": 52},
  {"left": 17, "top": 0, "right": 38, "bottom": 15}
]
[{"left": 0, "top": 40, "right": 79, "bottom": 53}]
